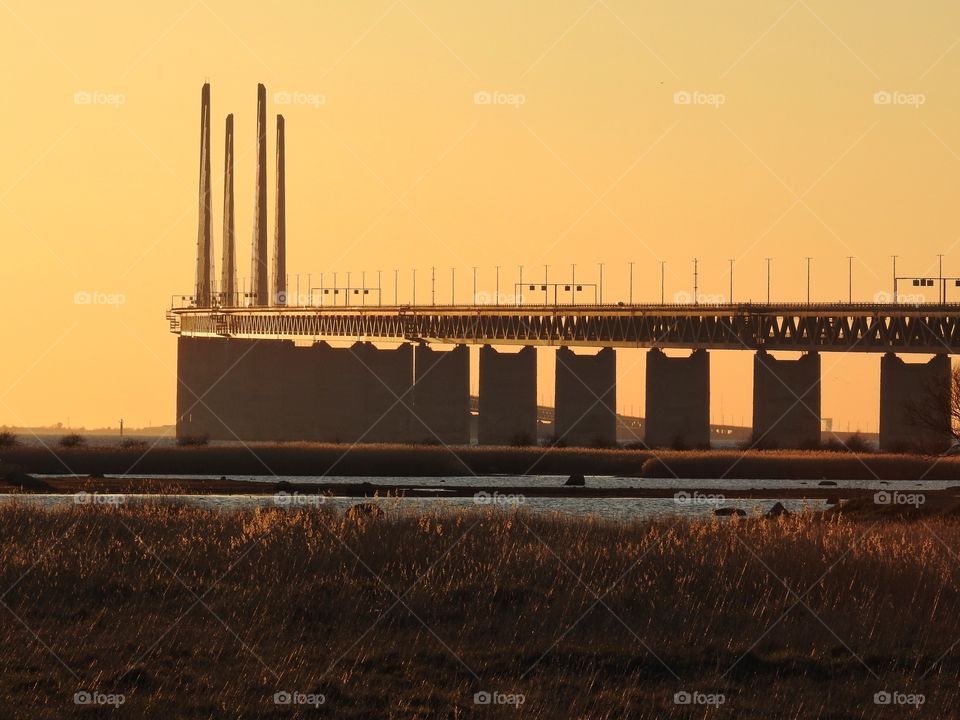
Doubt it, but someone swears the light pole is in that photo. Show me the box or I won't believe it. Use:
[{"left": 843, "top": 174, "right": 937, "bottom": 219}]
[
  {"left": 377, "top": 270, "right": 382, "bottom": 306},
  {"left": 765, "top": 258, "right": 772, "bottom": 303},
  {"left": 361, "top": 270, "right": 366, "bottom": 306},
  {"left": 451, "top": 267, "right": 456, "bottom": 305},
  {"left": 846, "top": 256, "right": 853, "bottom": 303},
  {"left": 544, "top": 264, "right": 549, "bottom": 304},
  {"left": 805, "top": 257, "right": 812, "bottom": 303},
  {"left": 571, "top": 263, "right": 576, "bottom": 304},
  {"left": 393, "top": 269, "right": 398, "bottom": 305},
  {"left": 660, "top": 261, "right": 666, "bottom": 304},
  {"left": 938, "top": 253, "right": 945, "bottom": 303},
  {"left": 495, "top": 265, "right": 500, "bottom": 305},
  {"left": 728, "top": 259, "right": 734, "bottom": 303},
  {"left": 431, "top": 266, "right": 436, "bottom": 306},
  {"left": 412, "top": 268, "right": 417, "bottom": 305},
  {"left": 598, "top": 262, "right": 604, "bottom": 304},
  {"left": 518, "top": 264, "right": 523, "bottom": 306},
  {"left": 472, "top": 266, "right": 477, "bottom": 304},
  {"left": 692, "top": 258, "right": 698, "bottom": 305},
  {"left": 628, "top": 261, "right": 634, "bottom": 304}
]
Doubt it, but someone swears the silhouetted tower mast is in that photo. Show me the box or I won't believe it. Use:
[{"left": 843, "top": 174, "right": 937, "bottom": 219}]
[
  {"left": 194, "top": 83, "right": 213, "bottom": 307},
  {"left": 221, "top": 113, "right": 236, "bottom": 305},
  {"left": 273, "top": 115, "right": 286, "bottom": 305},
  {"left": 251, "top": 83, "right": 268, "bottom": 306}
]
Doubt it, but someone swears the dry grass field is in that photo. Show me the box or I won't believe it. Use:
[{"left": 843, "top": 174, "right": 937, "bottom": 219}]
[{"left": 0, "top": 502, "right": 958, "bottom": 718}]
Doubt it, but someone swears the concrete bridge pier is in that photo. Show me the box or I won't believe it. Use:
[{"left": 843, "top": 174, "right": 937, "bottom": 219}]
[
  {"left": 879, "top": 353, "right": 951, "bottom": 452},
  {"left": 345, "top": 342, "right": 414, "bottom": 443},
  {"left": 412, "top": 344, "right": 469, "bottom": 444},
  {"left": 478, "top": 346, "right": 537, "bottom": 445},
  {"left": 555, "top": 347, "right": 617, "bottom": 447},
  {"left": 177, "top": 337, "right": 294, "bottom": 441},
  {"left": 645, "top": 348, "right": 710, "bottom": 448},
  {"left": 752, "top": 351, "right": 821, "bottom": 448}
]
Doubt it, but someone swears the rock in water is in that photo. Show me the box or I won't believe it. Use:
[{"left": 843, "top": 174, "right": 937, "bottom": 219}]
[
  {"left": 3, "top": 472, "right": 52, "bottom": 492},
  {"left": 818, "top": 480, "right": 838, "bottom": 487},
  {"left": 565, "top": 473, "right": 586, "bottom": 487},
  {"left": 766, "top": 502, "right": 790, "bottom": 517},
  {"left": 714, "top": 507, "right": 746, "bottom": 517}
]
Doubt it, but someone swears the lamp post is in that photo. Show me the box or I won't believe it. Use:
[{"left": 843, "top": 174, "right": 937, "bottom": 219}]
[
  {"left": 692, "top": 258, "right": 698, "bottom": 305},
  {"left": 628, "top": 261, "right": 634, "bottom": 304},
  {"left": 805, "top": 257, "right": 812, "bottom": 303},
  {"left": 660, "top": 261, "right": 666, "bottom": 304},
  {"left": 728, "top": 259, "right": 734, "bottom": 303},
  {"left": 846, "top": 256, "right": 853, "bottom": 303},
  {"left": 765, "top": 258, "right": 772, "bottom": 303},
  {"left": 598, "top": 262, "right": 604, "bottom": 304},
  {"left": 938, "top": 253, "right": 945, "bottom": 303}
]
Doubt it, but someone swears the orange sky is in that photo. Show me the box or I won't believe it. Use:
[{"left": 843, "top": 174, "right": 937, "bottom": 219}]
[{"left": 2, "top": 1, "right": 959, "bottom": 430}]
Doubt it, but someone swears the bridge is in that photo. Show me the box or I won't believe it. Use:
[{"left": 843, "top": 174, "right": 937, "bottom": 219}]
[
  {"left": 169, "top": 302, "right": 960, "bottom": 354},
  {"left": 172, "top": 83, "right": 954, "bottom": 452}
]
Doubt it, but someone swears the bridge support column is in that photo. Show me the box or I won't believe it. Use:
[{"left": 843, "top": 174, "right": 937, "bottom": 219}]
[
  {"left": 880, "top": 353, "right": 951, "bottom": 452},
  {"left": 555, "top": 347, "right": 617, "bottom": 447},
  {"left": 752, "top": 351, "right": 821, "bottom": 448},
  {"left": 645, "top": 349, "right": 710, "bottom": 449},
  {"left": 478, "top": 346, "right": 537, "bottom": 446},
  {"left": 412, "top": 344, "right": 469, "bottom": 444},
  {"left": 177, "top": 337, "right": 294, "bottom": 441}
]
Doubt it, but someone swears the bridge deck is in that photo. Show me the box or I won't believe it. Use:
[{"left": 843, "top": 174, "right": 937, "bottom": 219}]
[{"left": 168, "top": 303, "right": 960, "bottom": 353}]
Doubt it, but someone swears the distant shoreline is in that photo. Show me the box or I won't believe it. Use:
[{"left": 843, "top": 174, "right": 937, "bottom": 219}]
[{"left": 2, "top": 444, "right": 960, "bottom": 480}]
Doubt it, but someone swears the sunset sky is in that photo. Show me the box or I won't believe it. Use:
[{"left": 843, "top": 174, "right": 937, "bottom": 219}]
[{"left": 2, "top": 0, "right": 960, "bottom": 430}]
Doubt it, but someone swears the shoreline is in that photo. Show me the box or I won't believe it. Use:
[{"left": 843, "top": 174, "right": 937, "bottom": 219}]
[{"left": 3, "top": 444, "right": 960, "bottom": 480}]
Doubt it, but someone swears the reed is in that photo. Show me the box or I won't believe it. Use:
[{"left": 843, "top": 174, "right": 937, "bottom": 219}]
[{"left": 0, "top": 503, "right": 957, "bottom": 718}]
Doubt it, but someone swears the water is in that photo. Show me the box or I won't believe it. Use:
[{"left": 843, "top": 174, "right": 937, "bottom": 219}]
[
  {"left": 1, "top": 492, "right": 824, "bottom": 521},
  {"left": 13, "top": 473, "right": 939, "bottom": 521},
  {"left": 34, "top": 474, "right": 947, "bottom": 491}
]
